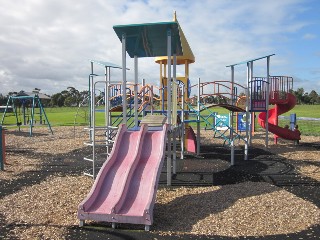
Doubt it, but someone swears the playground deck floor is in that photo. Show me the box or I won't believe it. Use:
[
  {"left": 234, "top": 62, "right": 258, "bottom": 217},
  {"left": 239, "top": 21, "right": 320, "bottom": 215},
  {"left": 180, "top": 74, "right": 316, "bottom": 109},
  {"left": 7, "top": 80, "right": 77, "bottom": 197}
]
[{"left": 0, "top": 127, "right": 319, "bottom": 239}]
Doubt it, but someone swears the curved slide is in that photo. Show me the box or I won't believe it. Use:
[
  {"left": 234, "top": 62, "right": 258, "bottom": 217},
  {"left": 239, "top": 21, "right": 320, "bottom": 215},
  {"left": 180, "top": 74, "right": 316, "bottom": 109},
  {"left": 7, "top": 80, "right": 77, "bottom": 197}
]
[
  {"left": 258, "top": 93, "right": 300, "bottom": 141},
  {"left": 78, "top": 123, "right": 168, "bottom": 229}
]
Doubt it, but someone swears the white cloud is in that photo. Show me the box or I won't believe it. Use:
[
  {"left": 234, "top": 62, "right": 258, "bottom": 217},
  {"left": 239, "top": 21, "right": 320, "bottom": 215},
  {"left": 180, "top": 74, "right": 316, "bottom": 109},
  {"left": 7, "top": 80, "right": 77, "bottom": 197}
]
[
  {"left": 303, "top": 33, "right": 317, "bottom": 39},
  {"left": 0, "top": 0, "right": 317, "bottom": 95}
]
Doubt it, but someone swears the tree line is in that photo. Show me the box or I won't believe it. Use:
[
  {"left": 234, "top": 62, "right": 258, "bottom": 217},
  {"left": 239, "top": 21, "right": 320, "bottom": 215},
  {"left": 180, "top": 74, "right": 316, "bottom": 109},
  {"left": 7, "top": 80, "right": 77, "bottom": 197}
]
[{"left": 0, "top": 87, "right": 319, "bottom": 107}]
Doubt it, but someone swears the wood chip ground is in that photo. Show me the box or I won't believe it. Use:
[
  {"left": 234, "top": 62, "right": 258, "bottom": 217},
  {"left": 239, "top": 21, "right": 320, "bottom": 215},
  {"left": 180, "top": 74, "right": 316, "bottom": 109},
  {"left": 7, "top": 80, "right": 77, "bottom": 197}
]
[{"left": 0, "top": 126, "right": 319, "bottom": 239}]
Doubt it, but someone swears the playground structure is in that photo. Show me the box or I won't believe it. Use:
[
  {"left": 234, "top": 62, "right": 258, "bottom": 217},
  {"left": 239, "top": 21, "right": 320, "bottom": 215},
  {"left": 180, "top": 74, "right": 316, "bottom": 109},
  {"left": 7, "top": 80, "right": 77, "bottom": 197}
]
[
  {"left": 0, "top": 91, "right": 53, "bottom": 136},
  {"left": 257, "top": 76, "right": 301, "bottom": 143},
  {"left": 78, "top": 13, "right": 301, "bottom": 231}
]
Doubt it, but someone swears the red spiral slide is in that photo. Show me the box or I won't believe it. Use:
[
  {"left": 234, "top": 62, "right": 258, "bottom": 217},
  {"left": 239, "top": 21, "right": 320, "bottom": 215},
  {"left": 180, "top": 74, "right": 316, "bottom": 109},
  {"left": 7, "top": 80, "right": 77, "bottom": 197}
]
[{"left": 258, "top": 93, "right": 301, "bottom": 141}]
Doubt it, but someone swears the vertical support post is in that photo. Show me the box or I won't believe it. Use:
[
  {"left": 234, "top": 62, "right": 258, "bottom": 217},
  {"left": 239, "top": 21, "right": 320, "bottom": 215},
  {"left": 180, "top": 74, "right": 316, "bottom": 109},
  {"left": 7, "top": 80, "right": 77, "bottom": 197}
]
[
  {"left": 249, "top": 61, "right": 253, "bottom": 145},
  {"left": 105, "top": 66, "right": 110, "bottom": 154},
  {"left": 122, "top": 33, "right": 127, "bottom": 125},
  {"left": 197, "top": 78, "right": 201, "bottom": 116},
  {"left": 30, "top": 96, "right": 36, "bottom": 136},
  {"left": 92, "top": 82, "right": 96, "bottom": 179},
  {"left": 105, "top": 66, "right": 109, "bottom": 128},
  {"left": 89, "top": 61, "right": 94, "bottom": 143},
  {"left": 197, "top": 78, "right": 201, "bottom": 156},
  {"left": 173, "top": 129, "right": 176, "bottom": 174},
  {"left": 230, "top": 65, "right": 235, "bottom": 165},
  {"left": 172, "top": 54, "right": 177, "bottom": 127},
  {"left": 150, "top": 85, "right": 154, "bottom": 115},
  {"left": 196, "top": 120, "right": 200, "bottom": 155},
  {"left": 0, "top": 126, "right": 3, "bottom": 171},
  {"left": 180, "top": 89, "right": 184, "bottom": 159},
  {"left": 167, "top": 131, "right": 172, "bottom": 186},
  {"left": 142, "top": 79, "right": 146, "bottom": 117},
  {"left": 134, "top": 56, "right": 139, "bottom": 128},
  {"left": 166, "top": 29, "right": 172, "bottom": 125},
  {"left": 23, "top": 103, "right": 26, "bottom": 125},
  {"left": 166, "top": 28, "right": 172, "bottom": 186},
  {"left": 244, "top": 62, "right": 250, "bottom": 160},
  {"left": 90, "top": 62, "right": 94, "bottom": 130},
  {"left": 265, "top": 56, "right": 270, "bottom": 148}
]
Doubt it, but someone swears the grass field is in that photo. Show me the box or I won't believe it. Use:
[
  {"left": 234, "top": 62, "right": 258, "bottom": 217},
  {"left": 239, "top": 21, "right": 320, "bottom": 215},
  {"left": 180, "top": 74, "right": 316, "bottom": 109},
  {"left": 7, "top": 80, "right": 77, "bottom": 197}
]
[{"left": 1, "top": 104, "right": 320, "bottom": 136}]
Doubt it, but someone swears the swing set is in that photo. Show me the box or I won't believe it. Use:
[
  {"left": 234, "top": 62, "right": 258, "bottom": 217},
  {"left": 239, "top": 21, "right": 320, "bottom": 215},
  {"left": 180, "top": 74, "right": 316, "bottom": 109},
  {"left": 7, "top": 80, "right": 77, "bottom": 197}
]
[{"left": 0, "top": 92, "right": 53, "bottom": 136}]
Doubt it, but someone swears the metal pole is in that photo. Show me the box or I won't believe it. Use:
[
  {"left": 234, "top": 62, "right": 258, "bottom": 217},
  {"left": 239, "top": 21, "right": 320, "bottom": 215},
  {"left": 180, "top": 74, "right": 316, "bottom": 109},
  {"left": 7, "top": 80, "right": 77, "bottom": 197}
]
[
  {"left": 0, "top": 126, "right": 3, "bottom": 171},
  {"left": 197, "top": 78, "right": 200, "bottom": 115},
  {"left": 230, "top": 65, "right": 235, "bottom": 165},
  {"left": 244, "top": 62, "right": 250, "bottom": 160},
  {"left": 122, "top": 33, "right": 127, "bottom": 125},
  {"left": 92, "top": 82, "right": 96, "bottom": 178},
  {"left": 134, "top": 55, "right": 138, "bottom": 128},
  {"left": 181, "top": 89, "right": 185, "bottom": 159},
  {"left": 166, "top": 28, "right": 172, "bottom": 186},
  {"left": 90, "top": 62, "right": 94, "bottom": 130},
  {"left": 142, "top": 79, "right": 146, "bottom": 117},
  {"left": 167, "top": 131, "right": 172, "bottom": 186},
  {"left": 167, "top": 29, "right": 172, "bottom": 125},
  {"left": 173, "top": 128, "right": 176, "bottom": 175},
  {"left": 265, "top": 56, "right": 270, "bottom": 148},
  {"left": 197, "top": 78, "right": 201, "bottom": 155},
  {"left": 150, "top": 85, "right": 154, "bottom": 115},
  {"left": 105, "top": 66, "right": 109, "bottom": 153},
  {"left": 172, "top": 54, "right": 177, "bottom": 127},
  {"left": 249, "top": 61, "right": 253, "bottom": 145},
  {"left": 105, "top": 66, "right": 109, "bottom": 128},
  {"left": 30, "top": 96, "right": 36, "bottom": 136}
]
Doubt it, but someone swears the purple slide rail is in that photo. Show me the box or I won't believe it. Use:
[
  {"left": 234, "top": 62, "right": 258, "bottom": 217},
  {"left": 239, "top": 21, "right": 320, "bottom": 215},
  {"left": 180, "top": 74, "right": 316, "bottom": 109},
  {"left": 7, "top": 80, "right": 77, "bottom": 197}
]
[{"left": 78, "top": 123, "right": 168, "bottom": 230}]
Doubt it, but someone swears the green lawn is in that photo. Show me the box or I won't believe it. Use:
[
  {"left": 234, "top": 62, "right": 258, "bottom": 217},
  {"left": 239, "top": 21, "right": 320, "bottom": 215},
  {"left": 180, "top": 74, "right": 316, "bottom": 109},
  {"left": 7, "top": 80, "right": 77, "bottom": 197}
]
[
  {"left": 282, "top": 104, "right": 320, "bottom": 118},
  {"left": 1, "top": 104, "right": 320, "bottom": 136}
]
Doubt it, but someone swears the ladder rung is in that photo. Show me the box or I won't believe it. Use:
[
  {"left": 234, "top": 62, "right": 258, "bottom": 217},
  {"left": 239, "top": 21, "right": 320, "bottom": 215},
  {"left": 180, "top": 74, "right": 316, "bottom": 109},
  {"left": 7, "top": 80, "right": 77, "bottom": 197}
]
[
  {"left": 84, "top": 172, "right": 94, "bottom": 177},
  {"left": 84, "top": 142, "right": 113, "bottom": 147}
]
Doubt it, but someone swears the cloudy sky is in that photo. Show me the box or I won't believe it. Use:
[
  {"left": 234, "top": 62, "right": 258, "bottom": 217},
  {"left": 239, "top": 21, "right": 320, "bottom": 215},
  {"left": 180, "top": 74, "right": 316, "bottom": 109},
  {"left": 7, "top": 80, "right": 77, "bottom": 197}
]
[{"left": 0, "top": 0, "right": 319, "bottom": 96}]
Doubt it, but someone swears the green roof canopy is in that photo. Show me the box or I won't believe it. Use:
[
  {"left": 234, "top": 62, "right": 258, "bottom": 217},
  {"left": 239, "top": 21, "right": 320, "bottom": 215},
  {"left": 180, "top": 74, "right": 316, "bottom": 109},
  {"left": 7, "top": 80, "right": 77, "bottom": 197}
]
[{"left": 113, "top": 22, "right": 183, "bottom": 58}]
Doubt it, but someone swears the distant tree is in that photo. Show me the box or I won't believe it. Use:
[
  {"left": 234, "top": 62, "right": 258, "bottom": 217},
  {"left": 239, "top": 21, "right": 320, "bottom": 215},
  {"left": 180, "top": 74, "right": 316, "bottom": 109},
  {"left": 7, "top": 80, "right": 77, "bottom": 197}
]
[
  {"left": 302, "top": 92, "right": 311, "bottom": 104},
  {"left": 293, "top": 88, "right": 304, "bottom": 104},
  {"left": 0, "top": 94, "right": 8, "bottom": 105},
  {"left": 309, "top": 90, "right": 319, "bottom": 104},
  {"left": 50, "top": 93, "right": 65, "bottom": 107},
  {"left": 64, "top": 96, "right": 74, "bottom": 107},
  {"left": 67, "top": 87, "right": 81, "bottom": 106}
]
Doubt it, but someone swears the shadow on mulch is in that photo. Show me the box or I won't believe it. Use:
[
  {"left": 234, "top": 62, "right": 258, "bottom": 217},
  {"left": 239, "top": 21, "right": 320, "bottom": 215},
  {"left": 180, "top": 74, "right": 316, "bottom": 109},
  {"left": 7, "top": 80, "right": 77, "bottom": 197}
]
[
  {"left": 65, "top": 144, "right": 320, "bottom": 240},
  {"left": 4, "top": 129, "right": 50, "bottom": 137},
  {"left": 65, "top": 224, "right": 320, "bottom": 240},
  {"left": 1, "top": 141, "right": 319, "bottom": 240},
  {"left": 0, "top": 146, "right": 91, "bottom": 198}
]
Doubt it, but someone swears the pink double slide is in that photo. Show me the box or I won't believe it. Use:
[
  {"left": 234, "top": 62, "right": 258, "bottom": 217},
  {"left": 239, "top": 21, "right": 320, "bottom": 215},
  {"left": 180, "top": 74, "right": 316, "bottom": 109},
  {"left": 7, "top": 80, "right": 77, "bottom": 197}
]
[{"left": 78, "top": 123, "right": 168, "bottom": 231}]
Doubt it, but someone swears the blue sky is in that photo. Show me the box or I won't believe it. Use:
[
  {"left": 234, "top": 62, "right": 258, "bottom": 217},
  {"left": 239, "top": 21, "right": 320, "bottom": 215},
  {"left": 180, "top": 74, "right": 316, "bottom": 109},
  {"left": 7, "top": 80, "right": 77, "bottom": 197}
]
[{"left": 0, "top": 0, "right": 319, "bottom": 95}]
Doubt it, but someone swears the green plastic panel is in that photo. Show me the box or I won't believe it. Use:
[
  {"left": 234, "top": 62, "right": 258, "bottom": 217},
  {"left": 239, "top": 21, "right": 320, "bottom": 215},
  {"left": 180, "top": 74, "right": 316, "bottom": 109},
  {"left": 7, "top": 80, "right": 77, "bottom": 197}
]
[{"left": 113, "top": 22, "right": 183, "bottom": 58}]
